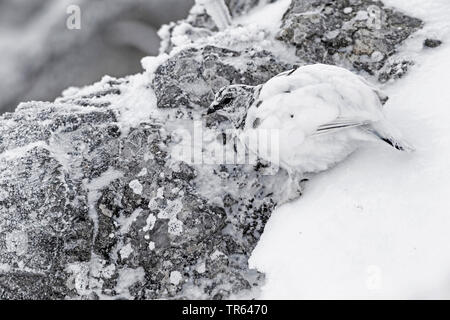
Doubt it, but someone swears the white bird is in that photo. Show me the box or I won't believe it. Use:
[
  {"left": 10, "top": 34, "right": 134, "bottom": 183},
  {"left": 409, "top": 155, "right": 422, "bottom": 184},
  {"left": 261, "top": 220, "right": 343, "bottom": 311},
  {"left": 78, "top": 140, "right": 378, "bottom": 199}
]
[
  {"left": 196, "top": 0, "right": 232, "bottom": 30},
  {"left": 206, "top": 64, "right": 414, "bottom": 200}
]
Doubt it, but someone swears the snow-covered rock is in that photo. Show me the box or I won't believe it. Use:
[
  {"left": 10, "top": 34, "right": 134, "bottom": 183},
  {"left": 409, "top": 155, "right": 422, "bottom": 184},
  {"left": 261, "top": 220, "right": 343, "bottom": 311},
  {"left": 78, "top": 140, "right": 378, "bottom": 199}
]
[
  {"left": 276, "top": 0, "right": 423, "bottom": 80},
  {"left": 0, "top": 0, "right": 426, "bottom": 299}
]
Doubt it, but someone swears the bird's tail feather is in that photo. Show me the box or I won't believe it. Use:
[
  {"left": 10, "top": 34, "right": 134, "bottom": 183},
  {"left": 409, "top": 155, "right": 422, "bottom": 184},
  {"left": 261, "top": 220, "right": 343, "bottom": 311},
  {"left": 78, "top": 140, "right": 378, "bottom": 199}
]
[{"left": 365, "top": 121, "right": 415, "bottom": 152}]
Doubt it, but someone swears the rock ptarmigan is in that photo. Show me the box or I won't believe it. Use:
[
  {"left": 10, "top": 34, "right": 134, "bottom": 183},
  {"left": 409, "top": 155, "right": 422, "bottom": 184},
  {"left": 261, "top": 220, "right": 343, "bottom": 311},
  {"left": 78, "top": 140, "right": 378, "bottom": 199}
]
[{"left": 207, "top": 64, "right": 414, "bottom": 199}]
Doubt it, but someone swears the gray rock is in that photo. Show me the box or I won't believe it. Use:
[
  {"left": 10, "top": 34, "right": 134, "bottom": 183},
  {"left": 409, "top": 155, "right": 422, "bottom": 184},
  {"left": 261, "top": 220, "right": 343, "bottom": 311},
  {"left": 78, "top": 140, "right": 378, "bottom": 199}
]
[
  {"left": 276, "top": 0, "right": 422, "bottom": 78},
  {"left": 424, "top": 38, "right": 442, "bottom": 48},
  {"left": 0, "top": 71, "right": 294, "bottom": 299},
  {"left": 0, "top": 0, "right": 422, "bottom": 299}
]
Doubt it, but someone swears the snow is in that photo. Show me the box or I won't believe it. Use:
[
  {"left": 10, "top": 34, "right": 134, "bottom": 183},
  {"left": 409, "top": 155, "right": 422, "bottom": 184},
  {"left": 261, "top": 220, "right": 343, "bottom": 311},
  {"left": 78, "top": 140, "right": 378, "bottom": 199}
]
[
  {"left": 0, "top": 141, "right": 48, "bottom": 161},
  {"left": 111, "top": 74, "right": 160, "bottom": 135},
  {"left": 57, "top": 73, "right": 161, "bottom": 137},
  {"left": 141, "top": 53, "right": 169, "bottom": 78},
  {"left": 250, "top": 0, "right": 450, "bottom": 299},
  {"left": 166, "top": 0, "right": 297, "bottom": 65}
]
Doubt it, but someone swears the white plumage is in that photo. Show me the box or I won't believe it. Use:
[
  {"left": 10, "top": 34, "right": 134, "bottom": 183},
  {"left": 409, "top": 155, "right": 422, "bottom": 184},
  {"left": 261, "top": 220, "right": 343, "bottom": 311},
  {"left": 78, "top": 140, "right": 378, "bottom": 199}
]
[{"left": 207, "top": 64, "right": 414, "bottom": 199}]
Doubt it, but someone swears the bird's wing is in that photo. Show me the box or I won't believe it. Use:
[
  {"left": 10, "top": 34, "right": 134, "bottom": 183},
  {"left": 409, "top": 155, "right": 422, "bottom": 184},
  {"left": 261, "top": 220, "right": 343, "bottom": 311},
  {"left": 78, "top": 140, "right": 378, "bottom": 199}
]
[
  {"left": 357, "top": 75, "right": 389, "bottom": 104},
  {"left": 258, "top": 71, "right": 321, "bottom": 101},
  {"left": 251, "top": 64, "right": 385, "bottom": 138},
  {"left": 314, "top": 118, "right": 371, "bottom": 135},
  {"left": 273, "top": 68, "right": 297, "bottom": 78}
]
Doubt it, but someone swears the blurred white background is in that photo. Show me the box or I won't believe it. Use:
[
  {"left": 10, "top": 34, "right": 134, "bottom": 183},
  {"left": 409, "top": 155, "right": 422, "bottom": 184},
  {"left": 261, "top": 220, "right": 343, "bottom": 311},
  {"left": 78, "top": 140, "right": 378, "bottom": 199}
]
[{"left": 0, "top": 0, "right": 194, "bottom": 114}]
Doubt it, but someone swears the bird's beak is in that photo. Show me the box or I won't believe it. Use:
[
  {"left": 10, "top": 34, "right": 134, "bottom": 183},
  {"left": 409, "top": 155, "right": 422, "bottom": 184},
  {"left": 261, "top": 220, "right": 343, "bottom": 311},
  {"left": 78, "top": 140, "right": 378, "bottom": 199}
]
[{"left": 206, "top": 102, "right": 224, "bottom": 115}]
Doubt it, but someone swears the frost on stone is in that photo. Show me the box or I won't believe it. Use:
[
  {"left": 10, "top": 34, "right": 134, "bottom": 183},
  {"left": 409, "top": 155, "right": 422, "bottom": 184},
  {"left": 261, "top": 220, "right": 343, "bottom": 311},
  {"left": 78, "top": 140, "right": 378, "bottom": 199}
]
[
  {"left": 119, "top": 243, "right": 134, "bottom": 260},
  {"left": 276, "top": 0, "right": 423, "bottom": 78},
  {"left": 0, "top": 0, "right": 423, "bottom": 300},
  {"left": 170, "top": 270, "right": 183, "bottom": 285},
  {"left": 158, "top": 0, "right": 275, "bottom": 54}
]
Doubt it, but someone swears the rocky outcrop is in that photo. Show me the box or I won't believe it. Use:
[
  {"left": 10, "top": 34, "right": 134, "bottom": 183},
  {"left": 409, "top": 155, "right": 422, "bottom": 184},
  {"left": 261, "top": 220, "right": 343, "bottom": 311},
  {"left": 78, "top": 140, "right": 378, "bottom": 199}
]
[
  {"left": 0, "top": 0, "right": 423, "bottom": 299},
  {"left": 153, "top": 45, "right": 292, "bottom": 112}
]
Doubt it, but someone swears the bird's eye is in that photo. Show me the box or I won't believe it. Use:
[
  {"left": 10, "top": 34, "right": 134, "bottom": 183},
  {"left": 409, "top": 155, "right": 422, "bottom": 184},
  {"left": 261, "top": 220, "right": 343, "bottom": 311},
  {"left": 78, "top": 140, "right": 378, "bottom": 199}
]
[{"left": 221, "top": 96, "right": 233, "bottom": 105}]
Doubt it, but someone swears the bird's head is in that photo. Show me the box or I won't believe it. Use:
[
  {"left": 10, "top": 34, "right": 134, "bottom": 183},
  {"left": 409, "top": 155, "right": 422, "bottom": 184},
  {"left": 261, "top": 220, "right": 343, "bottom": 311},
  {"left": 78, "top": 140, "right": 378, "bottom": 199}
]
[{"left": 206, "top": 84, "right": 257, "bottom": 129}]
